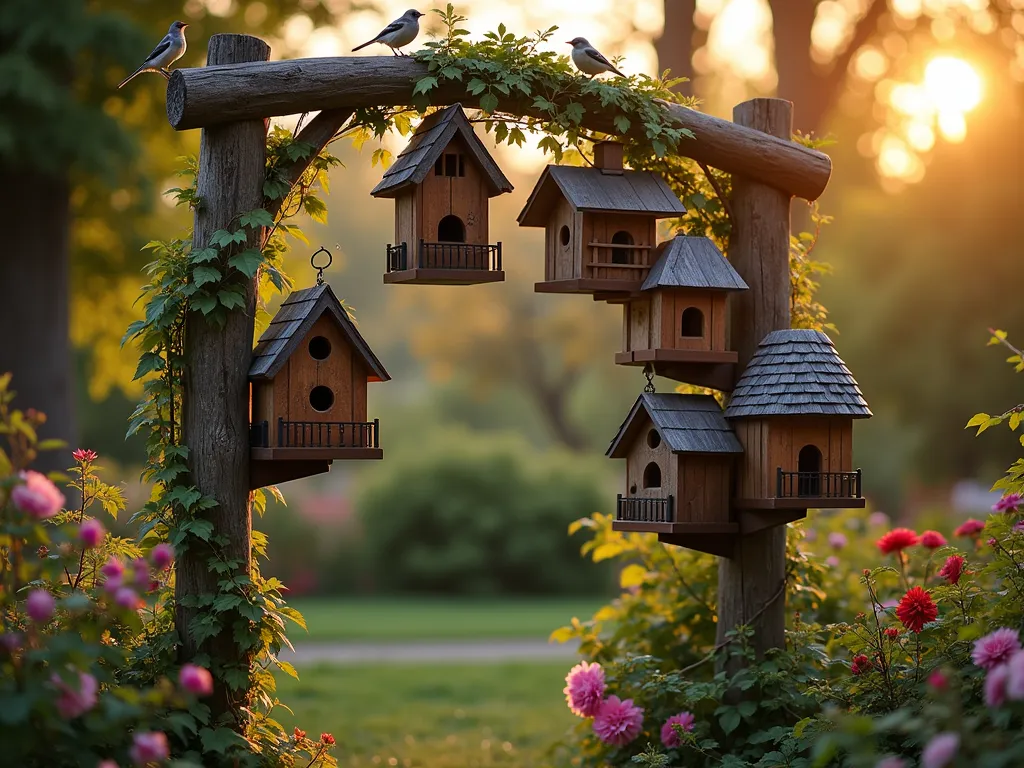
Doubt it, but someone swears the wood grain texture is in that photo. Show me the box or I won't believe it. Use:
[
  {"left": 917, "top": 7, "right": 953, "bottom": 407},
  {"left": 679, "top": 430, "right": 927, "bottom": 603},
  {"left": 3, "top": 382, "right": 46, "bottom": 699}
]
[
  {"left": 177, "top": 33, "right": 271, "bottom": 722},
  {"left": 166, "top": 57, "right": 831, "bottom": 200},
  {"left": 716, "top": 98, "right": 792, "bottom": 662}
]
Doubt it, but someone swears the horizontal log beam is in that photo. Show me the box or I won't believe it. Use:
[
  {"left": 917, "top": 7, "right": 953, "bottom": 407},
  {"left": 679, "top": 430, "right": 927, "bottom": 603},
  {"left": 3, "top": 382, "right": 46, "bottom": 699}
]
[{"left": 166, "top": 57, "right": 831, "bottom": 200}]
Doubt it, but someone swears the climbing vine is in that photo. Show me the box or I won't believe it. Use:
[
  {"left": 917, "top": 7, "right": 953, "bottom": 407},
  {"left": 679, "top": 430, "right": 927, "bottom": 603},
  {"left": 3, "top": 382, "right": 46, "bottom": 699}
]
[{"left": 122, "top": 6, "right": 835, "bottom": 763}]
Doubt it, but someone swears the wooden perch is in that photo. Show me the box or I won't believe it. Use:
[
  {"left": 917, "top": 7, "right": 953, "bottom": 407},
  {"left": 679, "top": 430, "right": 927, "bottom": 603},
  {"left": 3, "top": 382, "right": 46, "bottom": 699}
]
[{"left": 166, "top": 56, "right": 832, "bottom": 200}]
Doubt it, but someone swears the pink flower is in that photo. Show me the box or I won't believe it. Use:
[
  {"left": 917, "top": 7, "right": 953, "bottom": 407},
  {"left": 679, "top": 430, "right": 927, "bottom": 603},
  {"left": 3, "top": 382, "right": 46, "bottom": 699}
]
[
  {"left": 826, "top": 555, "right": 840, "bottom": 567},
  {"left": 78, "top": 518, "right": 105, "bottom": 549},
  {"left": 114, "top": 587, "right": 142, "bottom": 610},
  {"left": 72, "top": 448, "right": 98, "bottom": 463},
  {"left": 150, "top": 543, "right": 174, "bottom": 571},
  {"left": 921, "top": 732, "right": 959, "bottom": 768},
  {"left": 937, "top": 555, "right": 965, "bottom": 585},
  {"left": 11, "top": 470, "right": 65, "bottom": 519},
  {"left": 868, "top": 511, "right": 890, "bottom": 527},
  {"left": 660, "top": 711, "right": 695, "bottom": 748},
  {"left": 130, "top": 558, "right": 150, "bottom": 589},
  {"left": 972, "top": 628, "right": 1021, "bottom": 670},
  {"left": 592, "top": 696, "right": 644, "bottom": 747},
  {"left": 129, "top": 732, "right": 169, "bottom": 765},
  {"left": 26, "top": 589, "right": 54, "bottom": 623},
  {"left": 920, "top": 530, "right": 947, "bottom": 549},
  {"left": 179, "top": 664, "right": 214, "bottom": 696},
  {"left": 97, "top": 762, "right": 119, "bottom": 768},
  {"left": 877, "top": 528, "right": 919, "bottom": 555},
  {"left": 101, "top": 558, "right": 125, "bottom": 591},
  {"left": 875, "top": 757, "right": 906, "bottom": 768},
  {"left": 563, "top": 661, "right": 605, "bottom": 718},
  {"left": 1015, "top": 521, "right": 1024, "bottom": 534},
  {"left": 0, "top": 632, "right": 22, "bottom": 654},
  {"left": 927, "top": 669, "right": 948, "bottom": 691},
  {"left": 51, "top": 671, "right": 98, "bottom": 719},
  {"left": 1005, "top": 650, "right": 1024, "bottom": 700},
  {"left": 993, "top": 493, "right": 1022, "bottom": 513},
  {"left": 985, "top": 663, "right": 1010, "bottom": 708},
  {"left": 804, "top": 528, "right": 818, "bottom": 542},
  {"left": 954, "top": 519, "right": 985, "bottom": 538},
  {"left": 828, "top": 532, "right": 847, "bottom": 550}
]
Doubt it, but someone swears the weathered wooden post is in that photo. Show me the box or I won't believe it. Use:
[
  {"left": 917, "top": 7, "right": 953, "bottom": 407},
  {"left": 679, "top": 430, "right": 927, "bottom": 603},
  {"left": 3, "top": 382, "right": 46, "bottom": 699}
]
[
  {"left": 177, "top": 33, "right": 270, "bottom": 718},
  {"left": 716, "top": 98, "right": 794, "bottom": 659}
]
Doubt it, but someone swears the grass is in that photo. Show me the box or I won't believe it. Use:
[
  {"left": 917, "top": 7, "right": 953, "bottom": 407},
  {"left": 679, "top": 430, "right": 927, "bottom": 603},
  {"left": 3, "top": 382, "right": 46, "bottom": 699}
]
[
  {"left": 274, "top": 662, "right": 577, "bottom": 767},
  {"left": 287, "top": 597, "right": 604, "bottom": 643}
]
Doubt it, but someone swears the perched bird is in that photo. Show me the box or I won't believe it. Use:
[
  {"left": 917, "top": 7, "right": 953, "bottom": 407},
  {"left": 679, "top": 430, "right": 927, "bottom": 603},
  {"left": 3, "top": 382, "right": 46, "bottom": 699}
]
[
  {"left": 118, "top": 20, "right": 189, "bottom": 88},
  {"left": 566, "top": 37, "right": 625, "bottom": 78},
  {"left": 352, "top": 9, "right": 425, "bottom": 56}
]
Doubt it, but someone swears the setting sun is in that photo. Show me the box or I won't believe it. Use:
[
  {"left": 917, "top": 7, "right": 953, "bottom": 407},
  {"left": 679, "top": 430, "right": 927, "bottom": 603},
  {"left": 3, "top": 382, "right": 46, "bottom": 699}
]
[{"left": 924, "top": 56, "right": 983, "bottom": 114}]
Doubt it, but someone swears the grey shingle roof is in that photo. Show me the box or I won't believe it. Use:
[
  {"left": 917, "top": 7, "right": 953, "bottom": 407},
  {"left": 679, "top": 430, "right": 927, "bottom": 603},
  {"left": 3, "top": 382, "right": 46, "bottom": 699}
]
[
  {"left": 724, "top": 330, "right": 871, "bottom": 419},
  {"left": 642, "top": 235, "right": 749, "bottom": 292},
  {"left": 249, "top": 283, "right": 390, "bottom": 382},
  {"left": 607, "top": 393, "right": 743, "bottom": 458},
  {"left": 517, "top": 166, "right": 685, "bottom": 227},
  {"left": 370, "top": 104, "right": 513, "bottom": 198}
]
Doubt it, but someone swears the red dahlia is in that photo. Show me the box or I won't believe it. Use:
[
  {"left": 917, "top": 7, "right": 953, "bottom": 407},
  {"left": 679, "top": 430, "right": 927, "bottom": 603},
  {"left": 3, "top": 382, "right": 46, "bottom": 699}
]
[
  {"left": 938, "top": 554, "right": 965, "bottom": 585},
  {"left": 920, "top": 530, "right": 947, "bottom": 549},
  {"left": 896, "top": 586, "right": 938, "bottom": 633},
  {"left": 877, "top": 528, "right": 919, "bottom": 555}
]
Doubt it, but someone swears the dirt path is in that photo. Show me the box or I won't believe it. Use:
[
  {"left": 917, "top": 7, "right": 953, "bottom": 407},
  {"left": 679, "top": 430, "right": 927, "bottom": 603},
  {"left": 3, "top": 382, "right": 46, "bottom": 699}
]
[{"left": 282, "top": 639, "right": 581, "bottom": 665}]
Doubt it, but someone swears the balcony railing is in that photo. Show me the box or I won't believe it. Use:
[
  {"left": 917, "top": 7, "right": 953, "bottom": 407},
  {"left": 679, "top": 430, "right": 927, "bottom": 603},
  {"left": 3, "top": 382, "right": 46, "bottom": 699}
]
[
  {"left": 250, "top": 418, "right": 380, "bottom": 449},
  {"left": 616, "top": 494, "right": 675, "bottom": 524},
  {"left": 776, "top": 468, "right": 862, "bottom": 499},
  {"left": 386, "top": 240, "right": 502, "bottom": 272}
]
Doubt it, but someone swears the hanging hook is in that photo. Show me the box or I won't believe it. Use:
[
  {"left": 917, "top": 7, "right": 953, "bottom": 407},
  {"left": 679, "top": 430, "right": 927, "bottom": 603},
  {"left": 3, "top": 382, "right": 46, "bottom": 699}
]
[
  {"left": 643, "top": 363, "right": 656, "bottom": 394},
  {"left": 311, "top": 246, "right": 333, "bottom": 286}
]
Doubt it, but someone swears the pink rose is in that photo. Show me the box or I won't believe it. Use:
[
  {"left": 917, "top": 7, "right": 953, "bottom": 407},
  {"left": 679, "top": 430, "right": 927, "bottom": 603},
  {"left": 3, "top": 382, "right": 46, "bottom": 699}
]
[
  {"left": 11, "top": 470, "right": 65, "bottom": 519},
  {"left": 150, "top": 543, "right": 174, "bottom": 571},
  {"left": 26, "top": 589, "right": 54, "bottom": 623},
  {"left": 129, "top": 732, "right": 169, "bottom": 765},
  {"left": 921, "top": 732, "right": 959, "bottom": 768},
  {"left": 51, "top": 671, "right": 98, "bottom": 719},
  {"left": 79, "top": 518, "right": 105, "bottom": 549},
  {"left": 179, "top": 664, "right": 214, "bottom": 696}
]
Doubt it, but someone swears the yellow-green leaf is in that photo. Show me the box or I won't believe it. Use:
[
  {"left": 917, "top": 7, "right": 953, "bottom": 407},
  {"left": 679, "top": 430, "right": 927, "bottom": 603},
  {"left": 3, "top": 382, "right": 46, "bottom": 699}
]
[
  {"left": 619, "top": 563, "right": 647, "bottom": 588},
  {"left": 1011, "top": 411, "right": 1022, "bottom": 431},
  {"left": 966, "top": 413, "right": 990, "bottom": 428},
  {"left": 592, "top": 541, "right": 624, "bottom": 562},
  {"left": 549, "top": 625, "right": 575, "bottom": 643}
]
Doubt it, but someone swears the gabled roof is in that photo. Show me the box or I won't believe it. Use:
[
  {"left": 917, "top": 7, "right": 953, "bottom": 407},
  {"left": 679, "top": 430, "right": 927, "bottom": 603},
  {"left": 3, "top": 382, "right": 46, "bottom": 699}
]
[
  {"left": 249, "top": 284, "right": 390, "bottom": 383},
  {"left": 517, "top": 166, "right": 685, "bottom": 227},
  {"left": 724, "top": 330, "right": 871, "bottom": 419},
  {"left": 370, "top": 104, "right": 513, "bottom": 198},
  {"left": 642, "top": 235, "right": 749, "bottom": 292},
  {"left": 607, "top": 393, "right": 743, "bottom": 458}
]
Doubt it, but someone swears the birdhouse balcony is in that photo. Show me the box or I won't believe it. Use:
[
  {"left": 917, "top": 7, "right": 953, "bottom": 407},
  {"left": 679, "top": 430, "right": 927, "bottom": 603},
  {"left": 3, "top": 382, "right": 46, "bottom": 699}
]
[
  {"left": 384, "top": 240, "right": 504, "bottom": 285},
  {"left": 771, "top": 467, "right": 863, "bottom": 506},
  {"left": 250, "top": 417, "right": 382, "bottom": 460}
]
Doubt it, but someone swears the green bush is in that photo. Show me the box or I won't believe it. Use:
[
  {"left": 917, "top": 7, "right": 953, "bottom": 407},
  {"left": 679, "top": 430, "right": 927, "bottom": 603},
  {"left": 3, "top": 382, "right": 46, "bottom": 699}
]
[{"left": 358, "top": 429, "right": 616, "bottom": 596}]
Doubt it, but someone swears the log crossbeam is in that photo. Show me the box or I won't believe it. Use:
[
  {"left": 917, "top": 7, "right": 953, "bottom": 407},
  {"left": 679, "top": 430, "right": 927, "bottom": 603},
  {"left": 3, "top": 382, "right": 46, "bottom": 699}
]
[{"left": 166, "top": 56, "right": 831, "bottom": 200}]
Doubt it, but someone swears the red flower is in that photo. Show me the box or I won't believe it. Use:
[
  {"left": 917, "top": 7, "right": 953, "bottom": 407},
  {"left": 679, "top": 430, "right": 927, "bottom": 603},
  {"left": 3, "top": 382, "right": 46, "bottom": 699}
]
[
  {"left": 321, "top": 733, "right": 335, "bottom": 746},
  {"left": 851, "top": 654, "right": 872, "bottom": 675},
  {"left": 293, "top": 727, "right": 306, "bottom": 741},
  {"left": 920, "top": 530, "right": 947, "bottom": 549},
  {"left": 72, "top": 448, "right": 98, "bottom": 463},
  {"left": 938, "top": 555, "right": 965, "bottom": 585},
  {"left": 884, "top": 627, "right": 900, "bottom": 639},
  {"left": 954, "top": 519, "right": 985, "bottom": 538},
  {"left": 896, "top": 586, "right": 938, "bottom": 633},
  {"left": 877, "top": 528, "right": 919, "bottom": 555}
]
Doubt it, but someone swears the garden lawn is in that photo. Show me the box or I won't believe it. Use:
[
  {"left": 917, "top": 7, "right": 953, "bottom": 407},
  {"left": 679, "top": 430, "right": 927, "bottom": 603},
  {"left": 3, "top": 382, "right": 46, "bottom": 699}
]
[
  {"left": 274, "top": 662, "right": 577, "bottom": 767},
  {"left": 288, "top": 597, "right": 603, "bottom": 642}
]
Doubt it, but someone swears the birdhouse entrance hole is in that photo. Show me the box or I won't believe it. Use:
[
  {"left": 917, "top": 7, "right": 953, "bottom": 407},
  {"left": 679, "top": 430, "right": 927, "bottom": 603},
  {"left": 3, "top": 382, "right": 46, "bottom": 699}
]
[
  {"left": 680, "top": 307, "right": 704, "bottom": 338},
  {"left": 308, "top": 335, "right": 332, "bottom": 360},
  {"left": 437, "top": 215, "right": 466, "bottom": 243},
  {"left": 559, "top": 225, "right": 571, "bottom": 247},
  {"left": 797, "top": 444, "right": 823, "bottom": 496},
  {"left": 611, "top": 230, "right": 634, "bottom": 264},
  {"left": 309, "top": 385, "right": 335, "bottom": 413},
  {"left": 646, "top": 429, "right": 661, "bottom": 449},
  {"left": 643, "top": 462, "right": 661, "bottom": 488}
]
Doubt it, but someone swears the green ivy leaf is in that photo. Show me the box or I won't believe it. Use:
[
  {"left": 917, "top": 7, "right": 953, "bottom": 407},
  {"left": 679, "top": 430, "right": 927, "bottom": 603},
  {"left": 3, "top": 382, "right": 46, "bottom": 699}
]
[
  {"left": 192, "top": 292, "right": 218, "bottom": 316},
  {"left": 614, "top": 115, "right": 631, "bottom": 134},
  {"left": 479, "top": 92, "right": 499, "bottom": 114},
  {"left": 133, "top": 352, "right": 165, "bottom": 381},
  {"left": 239, "top": 208, "right": 275, "bottom": 229},
  {"left": 200, "top": 726, "right": 247, "bottom": 754},
  {"left": 218, "top": 288, "right": 247, "bottom": 311},
  {"left": 227, "top": 249, "right": 264, "bottom": 279},
  {"left": 192, "top": 265, "right": 221, "bottom": 287},
  {"left": 190, "top": 247, "right": 219, "bottom": 264},
  {"left": 413, "top": 76, "right": 438, "bottom": 95},
  {"left": 719, "top": 708, "right": 741, "bottom": 735}
]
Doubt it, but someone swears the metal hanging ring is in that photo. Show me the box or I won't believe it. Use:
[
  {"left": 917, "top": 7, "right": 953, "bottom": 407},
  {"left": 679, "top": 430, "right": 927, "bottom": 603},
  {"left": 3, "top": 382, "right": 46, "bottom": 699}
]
[
  {"left": 311, "top": 247, "right": 333, "bottom": 285},
  {"left": 643, "top": 364, "right": 656, "bottom": 394}
]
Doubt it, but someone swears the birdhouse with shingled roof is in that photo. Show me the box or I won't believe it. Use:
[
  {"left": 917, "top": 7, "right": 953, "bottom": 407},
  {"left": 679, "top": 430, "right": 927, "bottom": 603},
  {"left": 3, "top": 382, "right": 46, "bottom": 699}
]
[
  {"left": 248, "top": 283, "right": 390, "bottom": 488},
  {"left": 371, "top": 104, "right": 513, "bottom": 285},
  {"left": 518, "top": 141, "right": 686, "bottom": 295},
  {"left": 615, "top": 235, "right": 748, "bottom": 391}
]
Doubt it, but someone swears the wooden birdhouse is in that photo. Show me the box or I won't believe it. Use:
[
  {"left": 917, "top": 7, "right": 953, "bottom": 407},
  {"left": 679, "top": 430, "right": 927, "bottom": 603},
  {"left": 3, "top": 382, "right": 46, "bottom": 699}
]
[
  {"left": 607, "top": 393, "right": 744, "bottom": 557},
  {"left": 248, "top": 283, "right": 390, "bottom": 489},
  {"left": 371, "top": 104, "right": 513, "bottom": 285},
  {"left": 616, "top": 235, "right": 748, "bottom": 391},
  {"left": 518, "top": 141, "right": 686, "bottom": 296},
  {"left": 726, "top": 329, "right": 871, "bottom": 526}
]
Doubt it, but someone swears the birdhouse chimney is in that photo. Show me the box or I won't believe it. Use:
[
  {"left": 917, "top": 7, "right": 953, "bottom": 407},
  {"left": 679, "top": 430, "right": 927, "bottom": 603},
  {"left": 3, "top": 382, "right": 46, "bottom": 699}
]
[{"left": 594, "top": 141, "right": 624, "bottom": 174}]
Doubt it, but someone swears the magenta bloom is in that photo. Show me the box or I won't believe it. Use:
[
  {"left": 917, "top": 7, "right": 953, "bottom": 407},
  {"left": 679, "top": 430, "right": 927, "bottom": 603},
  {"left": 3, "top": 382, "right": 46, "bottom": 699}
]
[
  {"left": 660, "top": 711, "right": 695, "bottom": 748},
  {"left": 927, "top": 669, "right": 948, "bottom": 691},
  {"left": 150, "top": 543, "right": 174, "bottom": 571},
  {"left": 592, "top": 696, "right": 644, "bottom": 747},
  {"left": 868, "top": 511, "right": 890, "bottom": 527},
  {"left": 130, "top": 558, "right": 150, "bottom": 589},
  {"left": 51, "top": 671, "right": 98, "bottom": 719},
  {"left": 827, "top": 532, "right": 847, "bottom": 550},
  {"left": 972, "top": 628, "right": 1021, "bottom": 670},
  {"left": 101, "top": 558, "right": 125, "bottom": 591},
  {"left": 919, "top": 530, "right": 947, "bottom": 549},
  {"left": 78, "top": 518, "right": 105, "bottom": 549},
  {"left": 1005, "top": 650, "right": 1024, "bottom": 700},
  {"left": 26, "top": 589, "right": 54, "bottom": 623},
  {"left": 985, "top": 663, "right": 1010, "bottom": 708},
  {"left": 114, "top": 587, "right": 141, "bottom": 610},
  {"left": 993, "top": 493, "right": 1022, "bottom": 513},
  {"left": 11, "top": 470, "right": 65, "bottom": 519},
  {"left": 129, "top": 732, "right": 169, "bottom": 765},
  {"left": 921, "top": 732, "right": 959, "bottom": 768},
  {"left": 179, "top": 664, "right": 214, "bottom": 696},
  {"left": 563, "top": 661, "right": 605, "bottom": 717},
  {"left": 72, "top": 448, "right": 98, "bottom": 463},
  {"left": 826, "top": 555, "right": 840, "bottom": 567},
  {"left": 954, "top": 519, "right": 985, "bottom": 537},
  {"left": 0, "top": 632, "right": 22, "bottom": 654}
]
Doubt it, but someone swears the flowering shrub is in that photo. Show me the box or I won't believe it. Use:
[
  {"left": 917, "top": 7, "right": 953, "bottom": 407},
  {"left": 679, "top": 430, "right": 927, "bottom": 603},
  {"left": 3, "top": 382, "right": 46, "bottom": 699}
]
[{"left": 550, "top": 335, "right": 1024, "bottom": 766}]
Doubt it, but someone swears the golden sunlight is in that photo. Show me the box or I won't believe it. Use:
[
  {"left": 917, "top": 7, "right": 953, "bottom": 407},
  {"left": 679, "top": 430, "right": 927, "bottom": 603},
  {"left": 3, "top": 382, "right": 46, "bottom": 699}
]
[{"left": 924, "top": 56, "right": 983, "bottom": 114}]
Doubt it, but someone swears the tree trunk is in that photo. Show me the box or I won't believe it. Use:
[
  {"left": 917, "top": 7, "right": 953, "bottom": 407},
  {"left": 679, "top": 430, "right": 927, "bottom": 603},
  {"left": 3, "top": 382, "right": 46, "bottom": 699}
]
[
  {"left": 716, "top": 99, "right": 793, "bottom": 665},
  {"left": 176, "top": 33, "right": 270, "bottom": 724},
  {"left": 0, "top": 167, "right": 77, "bottom": 473},
  {"left": 769, "top": 0, "right": 825, "bottom": 134},
  {"left": 655, "top": 0, "right": 697, "bottom": 94}
]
